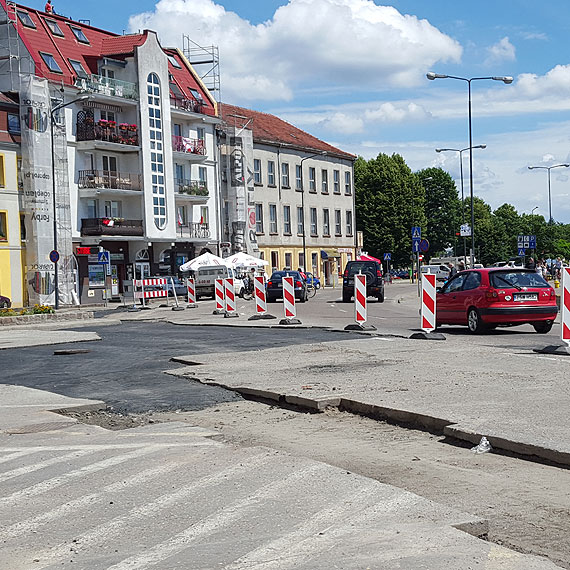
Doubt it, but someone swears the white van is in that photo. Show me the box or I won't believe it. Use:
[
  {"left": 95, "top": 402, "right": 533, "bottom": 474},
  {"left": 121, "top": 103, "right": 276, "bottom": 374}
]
[
  {"left": 420, "top": 264, "right": 451, "bottom": 283},
  {"left": 187, "top": 265, "right": 243, "bottom": 299}
]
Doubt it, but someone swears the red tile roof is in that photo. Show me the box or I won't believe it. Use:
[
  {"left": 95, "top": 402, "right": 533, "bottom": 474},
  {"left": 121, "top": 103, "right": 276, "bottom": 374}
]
[
  {"left": 220, "top": 103, "right": 355, "bottom": 160},
  {"left": 100, "top": 34, "right": 148, "bottom": 57}
]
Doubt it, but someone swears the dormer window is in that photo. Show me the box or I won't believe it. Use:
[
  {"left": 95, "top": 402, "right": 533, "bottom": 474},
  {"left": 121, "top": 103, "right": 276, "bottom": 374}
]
[
  {"left": 188, "top": 88, "right": 203, "bottom": 102},
  {"left": 167, "top": 55, "right": 181, "bottom": 69},
  {"left": 17, "top": 11, "right": 35, "bottom": 28},
  {"left": 69, "top": 59, "right": 88, "bottom": 78},
  {"left": 40, "top": 52, "right": 62, "bottom": 73},
  {"left": 45, "top": 18, "right": 64, "bottom": 36},
  {"left": 70, "top": 25, "right": 89, "bottom": 44}
]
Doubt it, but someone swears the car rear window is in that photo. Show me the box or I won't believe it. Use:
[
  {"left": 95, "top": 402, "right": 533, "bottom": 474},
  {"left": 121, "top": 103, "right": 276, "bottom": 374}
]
[
  {"left": 270, "top": 271, "right": 300, "bottom": 280},
  {"left": 346, "top": 262, "right": 379, "bottom": 276},
  {"left": 490, "top": 270, "right": 549, "bottom": 289}
]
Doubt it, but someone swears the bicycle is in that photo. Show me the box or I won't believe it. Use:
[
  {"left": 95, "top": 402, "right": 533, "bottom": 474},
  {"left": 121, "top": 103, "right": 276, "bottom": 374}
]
[
  {"left": 240, "top": 277, "right": 255, "bottom": 301},
  {"left": 306, "top": 282, "right": 317, "bottom": 298}
]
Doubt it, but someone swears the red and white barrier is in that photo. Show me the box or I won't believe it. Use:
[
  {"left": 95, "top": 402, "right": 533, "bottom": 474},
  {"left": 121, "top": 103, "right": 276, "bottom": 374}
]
[
  {"left": 562, "top": 267, "right": 570, "bottom": 346},
  {"left": 186, "top": 278, "right": 196, "bottom": 306},
  {"left": 224, "top": 278, "right": 237, "bottom": 314},
  {"left": 283, "top": 276, "right": 296, "bottom": 319},
  {"left": 354, "top": 273, "right": 367, "bottom": 323},
  {"left": 421, "top": 273, "right": 437, "bottom": 332},
  {"left": 134, "top": 278, "right": 168, "bottom": 307},
  {"left": 214, "top": 278, "right": 225, "bottom": 311},
  {"left": 254, "top": 276, "right": 267, "bottom": 314}
]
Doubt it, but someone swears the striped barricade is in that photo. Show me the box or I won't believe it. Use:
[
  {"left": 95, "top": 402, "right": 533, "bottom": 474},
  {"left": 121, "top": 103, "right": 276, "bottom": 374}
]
[
  {"left": 134, "top": 278, "right": 168, "bottom": 308},
  {"left": 254, "top": 276, "right": 267, "bottom": 315},
  {"left": 224, "top": 278, "right": 238, "bottom": 318},
  {"left": 354, "top": 273, "right": 367, "bottom": 323},
  {"left": 186, "top": 278, "right": 197, "bottom": 307},
  {"left": 213, "top": 278, "right": 225, "bottom": 314},
  {"left": 283, "top": 276, "right": 296, "bottom": 319},
  {"left": 562, "top": 267, "right": 570, "bottom": 346},
  {"left": 421, "top": 273, "right": 437, "bottom": 332}
]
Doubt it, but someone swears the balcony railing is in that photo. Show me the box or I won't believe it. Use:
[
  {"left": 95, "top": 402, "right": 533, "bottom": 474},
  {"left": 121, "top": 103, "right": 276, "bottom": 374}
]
[
  {"left": 75, "top": 75, "right": 138, "bottom": 100},
  {"left": 81, "top": 218, "right": 144, "bottom": 236},
  {"left": 78, "top": 170, "right": 142, "bottom": 191},
  {"left": 170, "top": 95, "right": 206, "bottom": 114},
  {"left": 177, "top": 222, "right": 210, "bottom": 239},
  {"left": 76, "top": 119, "right": 139, "bottom": 146},
  {"left": 174, "top": 178, "right": 208, "bottom": 197},
  {"left": 172, "top": 135, "right": 206, "bottom": 156}
]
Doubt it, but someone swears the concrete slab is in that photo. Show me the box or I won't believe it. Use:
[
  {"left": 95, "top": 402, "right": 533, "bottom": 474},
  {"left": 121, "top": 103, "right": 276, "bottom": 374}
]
[{"left": 0, "top": 329, "right": 100, "bottom": 350}]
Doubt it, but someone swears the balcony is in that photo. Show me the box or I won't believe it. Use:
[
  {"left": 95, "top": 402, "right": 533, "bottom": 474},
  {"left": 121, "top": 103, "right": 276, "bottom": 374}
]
[
  {"left": 78, "top": 170, "right": 142, "bottom": 192},
  {"left": 177, "top": 223, "right": 210, "bottom": 240},
  {"left": 75, "top": 75, "right": 138, "bottom": 101},
  {"left": 174, "top": 179, "right": 208, "bottom": 201},
  {"left": 76, "top": 117, "right": 139, "bottom": 151},
  {"left": 81, "top": 218, "right": 144, "bottom": 237},
  {"left": 172, "top": 135, "right": 206, "bottom": 159},
  {"left": 170, "top": 95, "right": 206, "bottom": 115}
]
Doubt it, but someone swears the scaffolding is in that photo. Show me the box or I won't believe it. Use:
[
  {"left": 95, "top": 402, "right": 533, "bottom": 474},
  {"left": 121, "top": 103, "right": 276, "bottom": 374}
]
[{"left": 183, "top": 35, "right": 221, "bottom": 103}]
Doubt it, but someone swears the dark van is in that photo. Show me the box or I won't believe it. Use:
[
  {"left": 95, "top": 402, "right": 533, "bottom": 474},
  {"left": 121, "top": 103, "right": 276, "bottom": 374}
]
[{"left": 342, "top": 260, "right": 385, "bottom": 303}]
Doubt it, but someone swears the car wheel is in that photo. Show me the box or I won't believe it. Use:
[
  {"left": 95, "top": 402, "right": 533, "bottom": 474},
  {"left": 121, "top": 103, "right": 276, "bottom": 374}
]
[
  {"left": 342, "top": 291, "right": 351, "bottom": 303},
  {"left": 316, "top": 283, "right": 321, "bottom": 290},
  {"left": 0, "top": 301, "right": 8, "bottom": 309},
  {"left": 533, "top": 321, "right": 553, "bottom": 334},
  {"left": 467, "top": 307, "right": 486, "bottom": 334},
  {"left": 300, "top": 293, "right": 306, "bottom": 303},
  {"left": 377, "top": 291, "right": 385, "bottom": 303}
]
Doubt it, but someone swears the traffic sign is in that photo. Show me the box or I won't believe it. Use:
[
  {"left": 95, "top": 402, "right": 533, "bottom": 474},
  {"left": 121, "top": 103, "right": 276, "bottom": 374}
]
[
  {"left": 411, "top": 226, "right": 421, "bottom": 239},
  {"left": 460, "top": 224, "right": 471, "bottom": 237},
  {"left": 383, "top": 253, "right": 391, "bottom": 261},
  {"left": 518, "top": 247, "right": 526, "bottom": 256},
  {"left": 97, "top": 251, "right": 110, "bottom": 264},
  {"left": 419, "top": 238, "right": 430, "bottom": 253},
  {"left": 529, "top": 235, "right": 536, "bottom": 249},
  {"left": 49, "top": 250, "right": 59, "bottom": 264},
  {"left": 412, "top": 241, "right": 420, "bottom": 253}
]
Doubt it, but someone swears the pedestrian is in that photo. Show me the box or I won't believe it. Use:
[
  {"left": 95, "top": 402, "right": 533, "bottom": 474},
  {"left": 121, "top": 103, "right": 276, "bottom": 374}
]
[
  {"left": 458, "top": 261, "right": 466, "bottom": 272},
  {"left": 297, "top": 267, "right": 307, "bottom": 280},
  {"left": 447, "top": 262, "right": 457, "bottom": 279},
  {"left": 525, "top": 256, "right": 536, "bottom": 270},
  {"left": 45, "top": 0, "right": 53, "bottom": 13}
]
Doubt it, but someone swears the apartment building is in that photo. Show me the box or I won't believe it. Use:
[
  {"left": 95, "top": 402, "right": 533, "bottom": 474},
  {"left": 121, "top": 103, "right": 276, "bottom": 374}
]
[
  {"left": 220, "top": 104, "right": 356, "bottom": 286},
  {"left": 0, "top": 1, "right": 220, "bottom": 305}
]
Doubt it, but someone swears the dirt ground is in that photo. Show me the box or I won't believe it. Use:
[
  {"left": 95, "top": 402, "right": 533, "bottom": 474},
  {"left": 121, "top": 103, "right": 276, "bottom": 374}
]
[{"left": 66, "top": 401, "right": 570, "bottom": 569}]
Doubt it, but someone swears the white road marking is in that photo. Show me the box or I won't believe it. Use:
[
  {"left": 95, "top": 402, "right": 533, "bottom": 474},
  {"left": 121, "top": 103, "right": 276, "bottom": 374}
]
[
  {"left": 372, "top": 337, "right": 395, "bottom": 342},
  {"left": 0, "top": 450, "right": 39, "bottom": 465},
  {"left": 29, "top": 451, "right": 275, "bottom": 569},
  {"left": 104, "top": 464, "right": 329, "bottom": 570},
  {"left": 0, "top": 442, "right": 216, "bottom": 453}
]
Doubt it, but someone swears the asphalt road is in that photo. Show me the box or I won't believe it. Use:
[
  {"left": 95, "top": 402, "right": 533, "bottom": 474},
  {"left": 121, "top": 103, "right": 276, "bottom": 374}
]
[{"left": 0, "top": 323, "right": 351, "bottom": 413}]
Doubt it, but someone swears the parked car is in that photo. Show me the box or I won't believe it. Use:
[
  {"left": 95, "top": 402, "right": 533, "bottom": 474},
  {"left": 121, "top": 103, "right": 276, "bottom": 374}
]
[
  {"left": 305, "top": 272, "right": 321, "bottom": 289},
  {"left": 184, "top": 265, "right": 243, "bottom": 299},
  {"left": 164, "top": 276, "right": 188, "bottom": 298},
  {"left": 436, "top": 268, "right": 558, "bottom": 334},
  {"left": 266, "top": 271, "right": 308, "bottom": 303},
  {"left": 0, "top": 294, "right": 11, "bottom": 309},
  {"left": 342, "top": 260, "right": 385, "bottom": 303},
  {"left": 420, "top": 264, "right": 451, "bottom": 283}
]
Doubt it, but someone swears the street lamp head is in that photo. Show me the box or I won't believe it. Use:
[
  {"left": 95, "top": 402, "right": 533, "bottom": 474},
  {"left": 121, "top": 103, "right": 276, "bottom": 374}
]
[
  {"left": 492, "top": 76, "right": 513, "bottom": 84},
  {"left": 475, "top": 144, "right": 487, "bottom": 149},
  {"left": 426, "top": 72, "right": 448, "bottom": 80}
]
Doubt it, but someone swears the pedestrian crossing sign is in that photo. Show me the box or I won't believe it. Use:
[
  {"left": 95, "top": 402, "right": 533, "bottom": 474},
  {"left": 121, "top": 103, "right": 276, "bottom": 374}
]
[{"left": 411, "top": 226, "right": 421, "bottom": 239}]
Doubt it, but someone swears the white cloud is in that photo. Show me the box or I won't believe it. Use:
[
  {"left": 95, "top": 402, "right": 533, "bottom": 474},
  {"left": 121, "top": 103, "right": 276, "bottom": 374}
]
[
  {"left": 318, "top": 112, "right": 364, "bottom": 134},
  {"left": 486, "top": 36, "right": 516, "bottom": 64},
  {"left": 129, "top": 0, "right": 462, "bottom": 102}
]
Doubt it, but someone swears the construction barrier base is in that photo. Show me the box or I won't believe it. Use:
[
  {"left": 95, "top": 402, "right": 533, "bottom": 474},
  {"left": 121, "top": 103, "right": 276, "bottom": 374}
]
[
  {"left": 171, "top": 306, "right": 185, "bottom": 312},
  {"left": 248, "top": 313, "right": 277, "bottom": 321},
  {"left": 409, "top": 331, "right": 446, "bottom": 341},
  {"left": 533, "top": 344, "right": 570, "bottom": 355},
  {"left": 279, "top": 317, "right": 302, "bottom": 325},
  {"left": 213, "top": 308, "right": 225, "bottom": 315},
  {"left": 224, "top": 311, "right": 239, "bottom": 318},
  {"left": 344, "top": 323, "right": 377, "bottom": 331},
  {"left": 187, "top": 303, "right": 198, "bottom": 309}
]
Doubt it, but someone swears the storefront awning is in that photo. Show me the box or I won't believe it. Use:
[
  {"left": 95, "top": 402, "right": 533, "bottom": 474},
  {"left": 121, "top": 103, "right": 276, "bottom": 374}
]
[{"left": 321, "top": 249, "right": 340, "bottom": 259}]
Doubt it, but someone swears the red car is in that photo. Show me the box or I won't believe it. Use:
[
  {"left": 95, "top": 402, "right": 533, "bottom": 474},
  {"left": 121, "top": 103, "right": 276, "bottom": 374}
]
[{"left": 436, "top": 268, "right": 558, "bottom": 333}]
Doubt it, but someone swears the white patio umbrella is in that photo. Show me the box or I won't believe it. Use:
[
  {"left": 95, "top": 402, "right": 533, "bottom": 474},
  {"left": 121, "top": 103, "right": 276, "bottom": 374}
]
[
  {"left": 179, "top": 252, "right": 233, "bottom": 272},
  {"left": 224, "top": 251, "right": 269, "bottom": 268}
]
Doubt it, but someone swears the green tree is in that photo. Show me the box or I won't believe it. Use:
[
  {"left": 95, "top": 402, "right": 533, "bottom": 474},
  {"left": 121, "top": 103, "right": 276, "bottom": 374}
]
[{"left": 355, "top": 153, "right": 426, "bottom": 267}]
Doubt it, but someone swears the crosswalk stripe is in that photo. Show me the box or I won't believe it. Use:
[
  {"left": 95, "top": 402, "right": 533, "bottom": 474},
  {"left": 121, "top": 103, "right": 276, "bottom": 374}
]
[
  {"left": 0, "top": 450, "right": 39, "bottom": 465},
  {"left": 29, "top": 451, "right": 274, "bottom": 569},
  {"left": 105, "top": 463, "right": 329, "bottom": 570}
]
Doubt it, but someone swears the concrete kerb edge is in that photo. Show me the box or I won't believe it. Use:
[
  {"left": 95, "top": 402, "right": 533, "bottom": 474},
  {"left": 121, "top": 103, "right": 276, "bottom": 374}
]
[{"left": 49, "top": 400, "right": 107, "bottom": 415}]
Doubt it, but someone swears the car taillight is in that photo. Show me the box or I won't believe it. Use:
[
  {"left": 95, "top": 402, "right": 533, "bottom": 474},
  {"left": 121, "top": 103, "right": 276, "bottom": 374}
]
[
  {"left": 295, "top": 280, "right": 302, "bottom": 288},
  {"left": 377, "top": 270, "right": 382, "bottom": 277},
  {"left": 343, "top": 270, "right": 348, "bottom": 278},
  {"left": 485, "top": 289, "right": 499, "bottom": 300},
  {"left": 268, "top": 281, "right": 274, "bottom": 288}
]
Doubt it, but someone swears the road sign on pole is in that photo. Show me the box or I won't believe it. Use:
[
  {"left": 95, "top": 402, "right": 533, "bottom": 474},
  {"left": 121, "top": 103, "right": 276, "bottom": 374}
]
[
  {"left": 383, "top": 253, "right": 391, "bottom": 261},
  {"left": 518, "top": 247, "right": 526, "bottom": 257},
  {"left": 412, "top": 241, "right": 420, "bottom": 253},
  {"left": 411, "top": 226, "right": 421, "bottom": 239},
  {"left": 460, "top": 224, "right": 471, "bottom": 237},
  {"left": 97, "top": 251, "right": 110, "bottom": 264},
  {"left": 419, "top": 239, "right": 430, "bottom": 253}
]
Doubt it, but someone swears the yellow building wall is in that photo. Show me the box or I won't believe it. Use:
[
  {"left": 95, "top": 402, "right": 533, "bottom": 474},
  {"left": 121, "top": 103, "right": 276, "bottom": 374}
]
[{"left": 0, "top": 249, "right": 11, "bottom": 299}]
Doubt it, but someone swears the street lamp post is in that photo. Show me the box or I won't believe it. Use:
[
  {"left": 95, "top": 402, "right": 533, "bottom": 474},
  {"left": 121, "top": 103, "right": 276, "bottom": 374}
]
[
  {"left": 435, "top": 145, "right": 486, "bottom": 266},
  {"left": 527, "top": 164, "right": 569, "bottom": 224},
  {"left": 427, "top": 72, "right": 512, "bottom": 268},
  {"left": 50, "top": 94, "right": 90, "bottom": 309},
  {"left": 299, "top": 151, "right": 326, "bottom": 273}
]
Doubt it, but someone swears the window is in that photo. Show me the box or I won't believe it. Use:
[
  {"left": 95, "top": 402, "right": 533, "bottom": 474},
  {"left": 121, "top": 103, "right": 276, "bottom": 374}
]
[
  {"left": 104, "top": 200, "right": 122, "bottom": 218},
  {"left": 443, "top": 274, "right": 466, "bottom": 294},
  {"left": 177, "top": 205, "right": 187, "bottom": 225},
  {"left": 281, "top": 162, "right": 290, "bottom": 187},
  {"left": 285, "top": 253, "right": 292, "bottom": 270},
  {"left": 346, "top": 210, "right": 353, "bottom": 236},
  {"left": 283, "top": 205, "right": 291, "bottom": 234},
  {"left": 40, "top": 52, "right": 62, "bottom": 73},
  {"left": 0, "top": 155, "right": 4, "bottom": 187},
  {"left": 321, "top": 169, "right": 328, "bottom": 194},
  {"left": 200, "top": 206, "right": 209, "bottom": 224},
  {"left": 335, "top": 209, "right": 342, "bottom": 235},
  {"left": 309, "top": 167, "right": 316, "bottom": 192},
  {"left": 255, "top": 204, "right": 264, "bottom": 233},
  {"left": 198, "top": 166, "right": 207, "bottom": 184},
  {"left": 0, "top": 212, "right": 7, "bottom": 241},
  {"left": 70, "top": 26, "right": 89, "bottom": 44},
  {"left": 101, "top": 68, "right": 115, "bottom": 79},
  {"left": 102, "top": 155, "right": 117, "bottom": 173},
  {"left": 100, "top": 110, "right": 115, "bottom": 122},
  {"left": 295, "top": 164, "right": 302, "bottom": 190},
  {"left": 312, "top": 252, "right": 318, "bottom": 272},
  {"left": 175, "top": 163, "right": 184, "bottom": 181},
  {"left": 267, "top": 161, "right": 275, "bottom": 186},
  {"left": 463, "top": 272, "right": 481, "bottom": 290},
  {"left": 189, "top": 88, "right": 203, "bottom": 102},
  {"left": 323, "top": 209, "right": 330, "bottom": 236},
  {"left": 197, "top": 127, "right": 205, "bottom": 141},
  {"left": 17, "top": 11, "right": 35, "bottom": 28},
  {"left": 254, "top": 158, "right": 262, "bottom": 184},
  {"left": 7, "top": 114, "right": 20, "bottom": 134},
  {"left": 297, "top": 207, "right": 304, "bottom": 235},
  {"left": 86, "top": 200, "right": 98, "bottom": 218},
  {"left": 45, "top": 19, "right": 64, "bottom": 36},
  {"left": 333, "top": 170, "right": 340, "bottom": 194},
  {"left": 269, "top": 204, "right": 277, "bottom": 233},
  {"left": 167, "top": 55, "right": 181, "bottom": 69},
  {"left": 69, "top": 59, "right": 88, "bottom": 78},
  {"left": 310, "top": 208, "right": 317, "bottom": 236},
  {"left": 345, "top": 171, "right": 352, "bottom": 195}
]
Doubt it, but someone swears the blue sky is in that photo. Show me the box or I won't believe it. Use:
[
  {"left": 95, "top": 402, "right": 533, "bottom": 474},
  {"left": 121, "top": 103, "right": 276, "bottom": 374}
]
[{"left": 44, "top": 0, "right": 570, "bottom": 223}]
